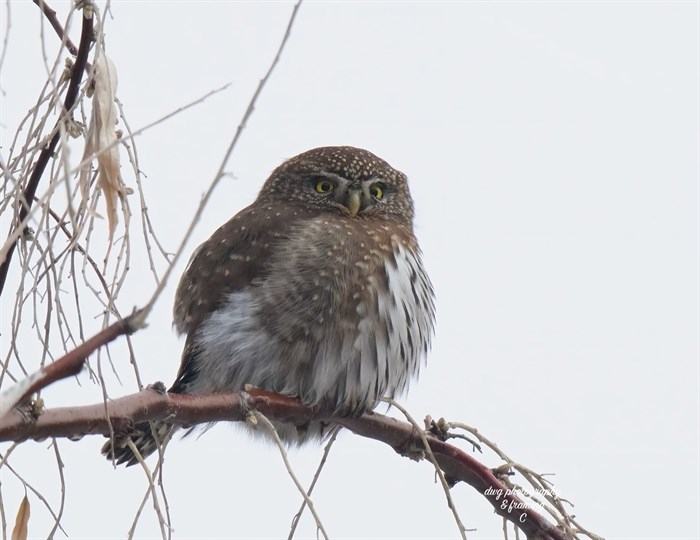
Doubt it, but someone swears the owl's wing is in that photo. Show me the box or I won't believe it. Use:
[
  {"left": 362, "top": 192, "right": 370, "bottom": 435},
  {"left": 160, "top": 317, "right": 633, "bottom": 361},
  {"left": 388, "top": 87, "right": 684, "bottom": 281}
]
[{"left": 170, "top": 202, "right": 305, "bottom": 393}]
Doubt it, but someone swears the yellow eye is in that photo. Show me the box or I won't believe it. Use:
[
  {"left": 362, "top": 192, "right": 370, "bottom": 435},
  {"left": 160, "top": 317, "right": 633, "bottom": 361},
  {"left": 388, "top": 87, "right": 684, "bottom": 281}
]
[
  {"left": 369, "top": 183, "right": 384, "bottom": 200},
  {"left": 315, "top": 180, "right": 334, "bottom": 194}
]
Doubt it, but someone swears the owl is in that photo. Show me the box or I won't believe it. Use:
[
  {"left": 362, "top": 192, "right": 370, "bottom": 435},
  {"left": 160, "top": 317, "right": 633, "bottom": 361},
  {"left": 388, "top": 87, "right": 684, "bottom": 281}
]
[{"left": 103, "top": 146, "right": 435, "bottom": 465}]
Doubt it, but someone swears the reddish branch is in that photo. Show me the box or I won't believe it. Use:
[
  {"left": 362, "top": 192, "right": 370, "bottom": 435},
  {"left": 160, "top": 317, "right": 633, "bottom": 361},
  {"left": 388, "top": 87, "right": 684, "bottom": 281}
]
[
  {"left": 339, "top": 414, "right": 570, "bottom": 540},
  {"left": 0, "top": 387, "right": 572, "bottom": 540},
  {"left": 4, "top": 311, "right": 144, "bottom": 411},
  {"left": 0, "top": 3, "right": 93, "bottom": 296}
]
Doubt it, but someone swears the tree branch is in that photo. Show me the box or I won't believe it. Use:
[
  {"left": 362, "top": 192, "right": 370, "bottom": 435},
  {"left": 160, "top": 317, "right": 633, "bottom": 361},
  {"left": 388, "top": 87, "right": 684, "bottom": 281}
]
[
  {"left": 0, "top": 388, "right": 573, "bottom": 539},
  {"left": 0, "top": 309, "right": 146, "bottom": 417},
  {"left": 33, "top": 0, "right": 79, "bottom": 56},
  {"left": 0, "top": 1, "right": 94, "bottom": 296}
]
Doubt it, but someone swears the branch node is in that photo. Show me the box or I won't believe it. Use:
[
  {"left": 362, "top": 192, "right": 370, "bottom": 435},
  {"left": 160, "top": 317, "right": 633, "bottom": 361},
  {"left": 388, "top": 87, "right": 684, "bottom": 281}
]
[
  {"left": 65, "top": 118, "right": 85, "bottom": 139},
  {"left": 30, "top": 397, "right": 46, "bottom": 419},
  {"left": 426, "top": 416, "right": 483, "bottom": 453},
  {"left": 125, "top": 307, "right": 149, "bottom": 333},
  {"left": 491, "top": 464, "right": 515, "bottom": 481},
  {"left": 61, "top": 57, "right": 74, "bottom": 82},
  {"left": 78, "top": 0, "right": 95, "bottom": 19},
  {"left": 245, "top": 410, "right": 258, "bottom": 429}
]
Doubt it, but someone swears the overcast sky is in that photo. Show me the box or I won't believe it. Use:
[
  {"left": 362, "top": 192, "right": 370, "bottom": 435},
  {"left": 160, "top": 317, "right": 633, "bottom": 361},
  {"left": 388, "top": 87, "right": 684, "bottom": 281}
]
[{"left": 1, "top": 1, "right": 698, "bottom": 539}]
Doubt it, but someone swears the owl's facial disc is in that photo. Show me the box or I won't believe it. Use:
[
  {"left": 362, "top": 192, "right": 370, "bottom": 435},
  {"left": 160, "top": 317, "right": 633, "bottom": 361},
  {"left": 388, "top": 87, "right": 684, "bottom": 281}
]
[{"left": 309, "top": 174, "right": 387, "bottom": 216}]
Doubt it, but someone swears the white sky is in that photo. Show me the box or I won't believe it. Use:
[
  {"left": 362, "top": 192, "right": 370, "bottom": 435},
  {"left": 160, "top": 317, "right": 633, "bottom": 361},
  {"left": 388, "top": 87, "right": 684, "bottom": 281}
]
[{"left": 0, "top": 1, "right": 698, "bottom": 539}]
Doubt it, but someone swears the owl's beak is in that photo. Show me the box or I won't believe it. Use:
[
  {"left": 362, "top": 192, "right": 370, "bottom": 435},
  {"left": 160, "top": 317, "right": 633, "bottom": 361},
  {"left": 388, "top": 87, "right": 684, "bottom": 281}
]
[{"left": 346, "top": 187, "right": 362, "bottom": 216}]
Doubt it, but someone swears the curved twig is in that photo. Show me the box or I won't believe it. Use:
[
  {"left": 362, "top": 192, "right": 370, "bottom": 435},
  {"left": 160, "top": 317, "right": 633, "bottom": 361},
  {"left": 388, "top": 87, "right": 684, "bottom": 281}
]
[{"left": 0, "top": 1, "right": 94, "bottom": 296}]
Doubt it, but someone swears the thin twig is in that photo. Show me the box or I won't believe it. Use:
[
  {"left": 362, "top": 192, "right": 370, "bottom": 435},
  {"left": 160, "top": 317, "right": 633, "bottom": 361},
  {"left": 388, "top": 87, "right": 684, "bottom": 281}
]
[
  {"left": 126, "top": 440, "right": 168, "bottom": 540},
  {"left": 253, "top": 411, "right": 329, "bottom": 540},
  {"left": 154, "top": 446, "right": 173, "bottom": 540},
  {"left": 48, "top": 440, "right": 66, "bottom": 540},
  {"left": 288, "top": 429, "right": 338, "bottom": 540},
  {"left": 128, "top": 485, "right": 153, "bottom": 540},
  {"left": 0, "top": 1, "right": 12, "bottom": 76},
  {"left": 442, "top": 420, "right": 601, "bottom": 540},
  {"left": 0, "top": 1, "right": 93, "bottom": 296},
  {"left": 0, "top": 82, "right": 231, "bottom": 284},
  {"left": 32, "top": 0, "right": 79, "bottom": 56},
  {"left": 139, "top": 0, "right": 303, "bottom": 320},
  {"left": 0, "top": 455, "right": 67, "bottom": 536},
  {"left": 382, "top": 398, "right": 469, "bottom": 539}
]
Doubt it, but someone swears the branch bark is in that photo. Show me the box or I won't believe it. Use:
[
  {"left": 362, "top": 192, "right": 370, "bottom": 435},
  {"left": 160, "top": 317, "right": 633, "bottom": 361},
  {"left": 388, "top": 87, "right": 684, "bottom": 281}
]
[{"left": 0, "top": 388, "right": 572, "bottom": 540}]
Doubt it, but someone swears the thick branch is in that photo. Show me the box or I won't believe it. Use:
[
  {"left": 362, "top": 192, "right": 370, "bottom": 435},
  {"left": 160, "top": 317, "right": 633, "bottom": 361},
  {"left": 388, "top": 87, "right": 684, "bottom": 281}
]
[
  {"left": 0, "top": 310, "right": 145, "bottom": 417},
  {"left": 0, "top": 2, "right": 93, "bottom": 296},
  {"left": 0, "top": 388, "right": 572, "bottom": 540}
]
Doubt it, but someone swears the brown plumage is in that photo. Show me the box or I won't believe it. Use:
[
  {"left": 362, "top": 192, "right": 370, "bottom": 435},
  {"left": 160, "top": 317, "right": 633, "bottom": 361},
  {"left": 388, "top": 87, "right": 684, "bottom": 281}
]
[{"left": 103, "top": 146, "right": 435, "bottom": 465}]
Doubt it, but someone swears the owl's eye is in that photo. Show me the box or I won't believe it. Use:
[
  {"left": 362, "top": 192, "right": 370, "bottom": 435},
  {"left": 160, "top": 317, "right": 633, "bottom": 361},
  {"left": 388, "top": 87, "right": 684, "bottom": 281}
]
[
  {"left": 369, "top": 183, "right": 384, "bottom": 200},
  {"left": 314, "top": 180, "right": 334, "bottom": 194}
]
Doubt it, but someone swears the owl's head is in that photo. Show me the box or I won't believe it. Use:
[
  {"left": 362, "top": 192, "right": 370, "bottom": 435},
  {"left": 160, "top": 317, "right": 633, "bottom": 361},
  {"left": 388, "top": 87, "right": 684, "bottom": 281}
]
[{"left": 259, "top": 146, "right": 415, "bottom": 222}]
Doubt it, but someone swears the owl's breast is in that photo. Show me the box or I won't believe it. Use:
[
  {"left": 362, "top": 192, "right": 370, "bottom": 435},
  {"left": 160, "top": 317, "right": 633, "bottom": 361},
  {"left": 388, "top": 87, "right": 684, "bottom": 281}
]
[
  {"left": 258, "top": 216, "right": 433, "bottom": 356},
  {"left": 192, "top": 215, "right": 435, "bottom": 413},
  {"left": 256, "top": 218, "right": 383, "bottom": 340}
]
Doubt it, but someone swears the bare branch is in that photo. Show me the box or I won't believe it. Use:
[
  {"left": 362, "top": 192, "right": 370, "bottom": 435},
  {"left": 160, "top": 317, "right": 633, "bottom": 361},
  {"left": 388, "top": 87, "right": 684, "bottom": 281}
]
[
  {"left": 0, "top": 1, "right": 93, "bottom": 296},
  {"left": 0, "top": 310, "right": 145, "bottom": 417},
  {"left": 337, "top": 413, "right": 573, "bottom": 540},
  {"left": 0, "top": 388, "right": 575, "bottom": 539},
  {"left": 32, "top": 0, "right": 79, "bottom": 56},
  {"left": 288, "top": 430, "right": 338, "bottom": 540},
  {"left": 127, "top": 440, "right": 168, "bottom": 540},
  {"left": 139, "top": 0, "right": 303, "bottom": 320},
  {"left": 254, "top": 411, "right": 329, "bottom": 540}
]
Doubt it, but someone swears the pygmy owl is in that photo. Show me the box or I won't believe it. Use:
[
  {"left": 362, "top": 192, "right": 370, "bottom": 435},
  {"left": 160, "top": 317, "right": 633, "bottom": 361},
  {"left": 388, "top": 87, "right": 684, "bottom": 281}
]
[{"left": 103, "top": 146, "right": 435, "bottom": 465}]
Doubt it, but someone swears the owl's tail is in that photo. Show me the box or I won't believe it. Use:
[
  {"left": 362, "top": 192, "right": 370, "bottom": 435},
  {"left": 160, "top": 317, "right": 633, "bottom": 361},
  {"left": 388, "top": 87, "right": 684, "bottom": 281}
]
[{"left": 101, "top": 420, "right": 176, "bottom": 467}]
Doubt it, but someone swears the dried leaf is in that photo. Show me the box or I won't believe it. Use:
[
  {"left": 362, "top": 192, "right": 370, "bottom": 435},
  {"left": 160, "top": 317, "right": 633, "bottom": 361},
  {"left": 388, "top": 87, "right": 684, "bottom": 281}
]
[
  {"left": 80, "top": 53, "right": 123, "bottom": 239},
  {"left": 11, "top": 496, "right": 30, "bottom": 540}
]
